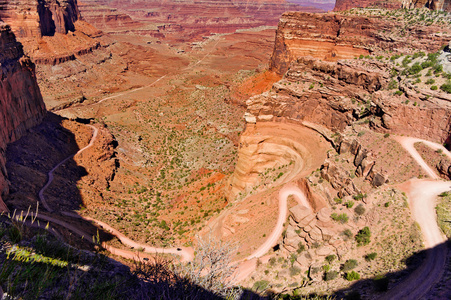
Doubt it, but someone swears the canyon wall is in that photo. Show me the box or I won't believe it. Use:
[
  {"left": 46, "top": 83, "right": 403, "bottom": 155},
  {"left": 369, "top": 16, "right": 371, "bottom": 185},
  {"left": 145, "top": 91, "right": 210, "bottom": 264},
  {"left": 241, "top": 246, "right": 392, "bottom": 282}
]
[
  {"left": 0, "top": 23, "right": 46, "bottom": 212},
  {"left": 334, "top": 0, "right": 451, "bottom": 11},
  {"left": 0, "top": 0, "right": 80, "bottom": 38},
  {"left": 334, "top": 0, "right": 402, "bottom": 10},
  {"left": 269, "top": 11, "right": 451, "bottom": 75}
]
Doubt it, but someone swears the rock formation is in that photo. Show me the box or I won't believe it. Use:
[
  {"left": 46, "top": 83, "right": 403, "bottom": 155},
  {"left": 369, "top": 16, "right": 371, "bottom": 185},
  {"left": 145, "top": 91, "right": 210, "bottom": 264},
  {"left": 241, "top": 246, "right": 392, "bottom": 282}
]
[
  {"left": 334, "top": 0, "right": 451, "bottom": 11},
  {"left": 0, "top": 0, "right": 80, "bottom": 38},
  {"left": 334, "top": 0, "right": 402, "bottom": 11},
  {"left": 0, "top": 22, "right": 46, "bottom": 212},
  {"left": 79, "top": 0, "right": 323, "bottom": 41},
  {"left": 269, "top": 11, "right": 451, "bottom": 75}
]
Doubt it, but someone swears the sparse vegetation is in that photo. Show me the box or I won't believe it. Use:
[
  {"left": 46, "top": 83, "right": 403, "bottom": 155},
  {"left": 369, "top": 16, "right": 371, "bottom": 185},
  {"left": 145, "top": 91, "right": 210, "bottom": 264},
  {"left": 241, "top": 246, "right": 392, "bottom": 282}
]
[{"left": 355, "top": 226, "right": 371, "bottom": 246}]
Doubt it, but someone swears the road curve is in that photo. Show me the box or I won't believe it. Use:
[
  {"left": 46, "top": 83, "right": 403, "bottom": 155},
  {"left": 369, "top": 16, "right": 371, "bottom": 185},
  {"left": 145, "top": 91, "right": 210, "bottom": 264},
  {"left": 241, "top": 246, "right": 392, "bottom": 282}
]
[
  {"left": 39, "top": 125, "right": 99, "bottom": 212},
  {"left": 246, "top": 184, "right": 312, "bottom": 260},
  {"left": 37, "top": 124, "right": 193, "bottom": 262},
  {"left": 381, "top": 136, "right": 451, "bottom": 299}
]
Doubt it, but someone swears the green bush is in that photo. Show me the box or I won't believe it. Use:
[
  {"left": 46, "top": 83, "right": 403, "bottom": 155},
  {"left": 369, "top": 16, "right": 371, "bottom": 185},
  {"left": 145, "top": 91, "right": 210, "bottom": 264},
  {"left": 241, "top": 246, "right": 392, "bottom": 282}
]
[
  {"left": 331, "top": 213, "right": 349, "bottom": 224},
  {"left": 324, "top": 270, "right": 339, "bottom": 281},
  {"left": 342, "top": 259, "right": 358, "bottom": 271},
  {"left": 345, "top": 201, "right": 355, "bottom": 208},
  {"left": 431, "top": 85, "right": 438, "bottom": 90},
  {"left": 394, "top": 90, "right": 403, "bottom": 96},
  {"left": 354, "top": 204, "right": 366, "bottom": 216},
  {"left": 253, "top": 280, "right": 269, "bottom": 291},
  {"left": 343, "top": 229, "right": 353, "bottom": 240},
  {"left": 326, "top": 254, "right": 336, "bottom": 264},
  {"left": 365, "top": 252, "right": 377, "bottom": 261},
  {"left": 388, "top": 79, "right": 398, "bottom": 89},
  {"left": 408, "top": 62, "right": 423, "bottom": 75},
  {"left": 425, "top": 78, "right": 435, "bottom": 85},
  {"left": 346, "top": 271, "right": 360, "bottom": 281},
  {"left": 440, "top": 83, "right": 451, "bottom": 94},
  {"left": 355, "top": 227, "right": 371, "bottom": 246}
]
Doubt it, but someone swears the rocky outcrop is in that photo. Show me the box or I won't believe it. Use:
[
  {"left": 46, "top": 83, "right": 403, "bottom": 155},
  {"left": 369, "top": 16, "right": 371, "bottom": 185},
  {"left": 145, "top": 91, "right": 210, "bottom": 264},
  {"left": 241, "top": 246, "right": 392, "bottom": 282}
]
[
  {"left": 402, "top": 0, "right": 451, "bottom": 11},
  {"left": 0, "top": 23, "right": 46, "bottom": 212},
  {"left": 334, "top": 0, "right": 451, "bottom": 11},
  {"left": 0, "top": 0, "right": 80, "bottom": 38},
  {"left": 270, "top": 11, "right": 451, "bottom": 75},
  {"left": 247, "top": 55, "right": 451, "bottom": 143},
  {"left": 334, "top": 0, "right": 402, "bottom": 11}
]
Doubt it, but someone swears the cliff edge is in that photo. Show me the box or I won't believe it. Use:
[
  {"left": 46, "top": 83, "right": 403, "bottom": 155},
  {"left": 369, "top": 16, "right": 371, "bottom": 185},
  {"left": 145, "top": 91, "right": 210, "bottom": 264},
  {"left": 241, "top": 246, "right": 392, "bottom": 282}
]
[{"left": 0, "top": 22, "right": 46, "bottom": 212}]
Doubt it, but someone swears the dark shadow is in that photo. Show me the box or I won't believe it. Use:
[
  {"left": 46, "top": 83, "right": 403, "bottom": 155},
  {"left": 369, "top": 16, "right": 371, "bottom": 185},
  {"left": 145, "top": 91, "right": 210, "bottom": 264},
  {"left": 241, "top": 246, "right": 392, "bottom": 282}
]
[
  {"left": 4, "top": 112, "right": 116, "bottom": 249},
  {"left": 322, "top": 241, "right": 451, "bottom": 300}
]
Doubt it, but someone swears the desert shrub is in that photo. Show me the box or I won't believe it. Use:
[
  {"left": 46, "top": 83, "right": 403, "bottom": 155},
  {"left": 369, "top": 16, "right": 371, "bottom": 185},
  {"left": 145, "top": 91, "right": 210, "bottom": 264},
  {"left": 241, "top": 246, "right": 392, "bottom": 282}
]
[
  {"left": 343, "top": 229, "right": 353, "bottom": 240},
  {"left": 253, "top": 280, "right": 269, "bottom": 291},
  {"left": 408, "top": 62, "right": 423, "bottom": 75},
  {"left": 354, "top": 204, "right": 366, "bottom": 216},
  {"left": 425, "top": 78, "right": 435, "bottom": 85},
  {"left": 355, "top": 227, "right": 371, "bottom": 246},
  {"left": 342, "top": 259, "right": 358, "bottom": 271},
  {"left": 365, "top": 252, "right": 377, "bottom": 261},
  {"left": 345, "top": 201, "right": 355, "bottom": 208},
  {"left": 431, "top": 85, "right": 438, "bottom": 90},
  {"left": 325, "top": 254, "right": 336, "bottom": 264},
  {"left": 384, "top": 133, "right": 390, "bottom": 138},
  {"left": 353, "top": 193, "right": 366, "bottom": 201},
  {"left": 331, "top": 213, "right": 349, "bottom": 224},
  {"left": 412, "top": 51, "right": 425, "bottom": 59},
  {"left": 297, "top": 243, "right": 305, "bottom": 254},
  {"left": 324, "top": 271, "right": 339, "bottom": 281},
  {"left": 269, "top": 257, "right": 276, "bottom": 266},
  {"left": 346, "top": 271, "right": 360, "bottom": 281},
  {"left": 388, "top": 79, "right": 398, "bottom": 89},
  {"left": 440, "top": 83, "right": 451, "bottom": 94}
]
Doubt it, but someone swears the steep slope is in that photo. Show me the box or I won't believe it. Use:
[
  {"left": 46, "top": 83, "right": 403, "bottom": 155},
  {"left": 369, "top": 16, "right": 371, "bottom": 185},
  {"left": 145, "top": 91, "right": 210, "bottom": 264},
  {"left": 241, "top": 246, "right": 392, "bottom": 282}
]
[{"left": 0, "top": 22, "right": 46, "bottom": 212}]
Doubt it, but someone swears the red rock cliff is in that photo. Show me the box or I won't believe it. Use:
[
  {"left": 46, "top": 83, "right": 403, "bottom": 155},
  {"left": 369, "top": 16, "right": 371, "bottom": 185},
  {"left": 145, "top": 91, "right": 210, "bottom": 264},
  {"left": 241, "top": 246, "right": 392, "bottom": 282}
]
[
  {"left": 0, "top": 22, "right": 46, "bottom": 212},
  {"left": 334, "top": 0, "right": 402, "bottom": 11},
  {"left": 269, "top": 11, "right": 451, "bottom": 75},
  {"left": 0, "top": 0, "right": 80, "bottom": 38}
]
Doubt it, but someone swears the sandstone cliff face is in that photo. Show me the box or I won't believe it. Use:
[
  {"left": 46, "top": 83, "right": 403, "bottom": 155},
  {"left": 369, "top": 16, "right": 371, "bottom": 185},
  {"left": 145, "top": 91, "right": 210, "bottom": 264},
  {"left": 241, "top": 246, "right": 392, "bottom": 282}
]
[
  {"left": 334, "top": 0, "right": 450, "bottom": 11},
  {"left": 0, "top": 0, "right": 80, "bottom": 38},
  {"left": 0, "top": 23, "right": 46, "bottom": 212},
  {"left": 270, "top": 11, "right": 451, "bottom": 75},
  {"left": 402, "top": 0, "right": 451, "bottom": 10},
  {"left": 334, "top": 0, "right": 402, "bottom": 11},
  {"left": 247, "top": 56, "right": 451, "bottom": 143}
]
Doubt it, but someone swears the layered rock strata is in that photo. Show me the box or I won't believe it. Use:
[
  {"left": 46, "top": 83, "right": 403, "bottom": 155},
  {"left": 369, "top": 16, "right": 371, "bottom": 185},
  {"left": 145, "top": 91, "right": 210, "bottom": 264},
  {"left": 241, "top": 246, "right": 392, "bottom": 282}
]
[
  {"left": 270, "top": 11, "right": 451, "bottom": 75},
  {"left": 0, "top": 0, "right": 80, "bottom": 38},
  {"left": 247, "top": 56, "right": 451, "bottom": 143},
  {"left": 0, "top": 23, "right": 46, "bottom": 212}
]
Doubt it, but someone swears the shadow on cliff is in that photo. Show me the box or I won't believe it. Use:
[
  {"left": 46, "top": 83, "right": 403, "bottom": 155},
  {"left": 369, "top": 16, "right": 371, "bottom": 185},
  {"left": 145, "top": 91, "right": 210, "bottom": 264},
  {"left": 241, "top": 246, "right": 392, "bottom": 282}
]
[{"left": 4, "top": 112, "right": 115, "bottom": 249}]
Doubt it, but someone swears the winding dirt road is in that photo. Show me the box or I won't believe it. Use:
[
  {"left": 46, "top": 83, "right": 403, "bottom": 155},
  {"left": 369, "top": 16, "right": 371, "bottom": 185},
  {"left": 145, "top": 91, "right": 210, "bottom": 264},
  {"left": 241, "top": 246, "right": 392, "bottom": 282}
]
[
  {"left": 380, "top": 136, "right": 451, "bottom": 299},
  {"left": 37, "top": 125, "right": 194, "bottom": 262},
  {"left": 246, "top": 185, "right": 312, "bottom": 260},
  {"left": 39, "top": 125, "right": 99, "bottom": 212}
]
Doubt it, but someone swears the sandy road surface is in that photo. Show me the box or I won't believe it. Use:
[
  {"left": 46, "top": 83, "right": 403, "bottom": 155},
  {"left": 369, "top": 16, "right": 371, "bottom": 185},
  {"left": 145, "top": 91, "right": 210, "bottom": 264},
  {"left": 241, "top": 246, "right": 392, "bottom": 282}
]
[
  {"left": 234, "top": 185, "right": 311, "bottom": 282},
  {"left": 381, "top": 136, "right": 451, "bottom": 299},
  {"left": 246, "top": 184, "right": 311, "bottom": 260}
]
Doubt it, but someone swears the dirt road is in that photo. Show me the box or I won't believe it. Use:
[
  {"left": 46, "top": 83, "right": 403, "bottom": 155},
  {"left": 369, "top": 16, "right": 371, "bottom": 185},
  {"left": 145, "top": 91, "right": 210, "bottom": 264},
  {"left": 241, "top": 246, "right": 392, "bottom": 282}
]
[
  {"left": 37, "top": 124, "right": 193, "bottom": 262},
  {"left": 381, "top": 136, "right": 451, "bottom": 299}
]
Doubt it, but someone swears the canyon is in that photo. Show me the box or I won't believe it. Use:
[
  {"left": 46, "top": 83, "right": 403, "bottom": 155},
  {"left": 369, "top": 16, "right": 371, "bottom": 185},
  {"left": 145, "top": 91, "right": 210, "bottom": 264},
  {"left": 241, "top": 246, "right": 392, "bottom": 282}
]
[{"left": 0, "top": 0, "right": 451, "bottom": 299}]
